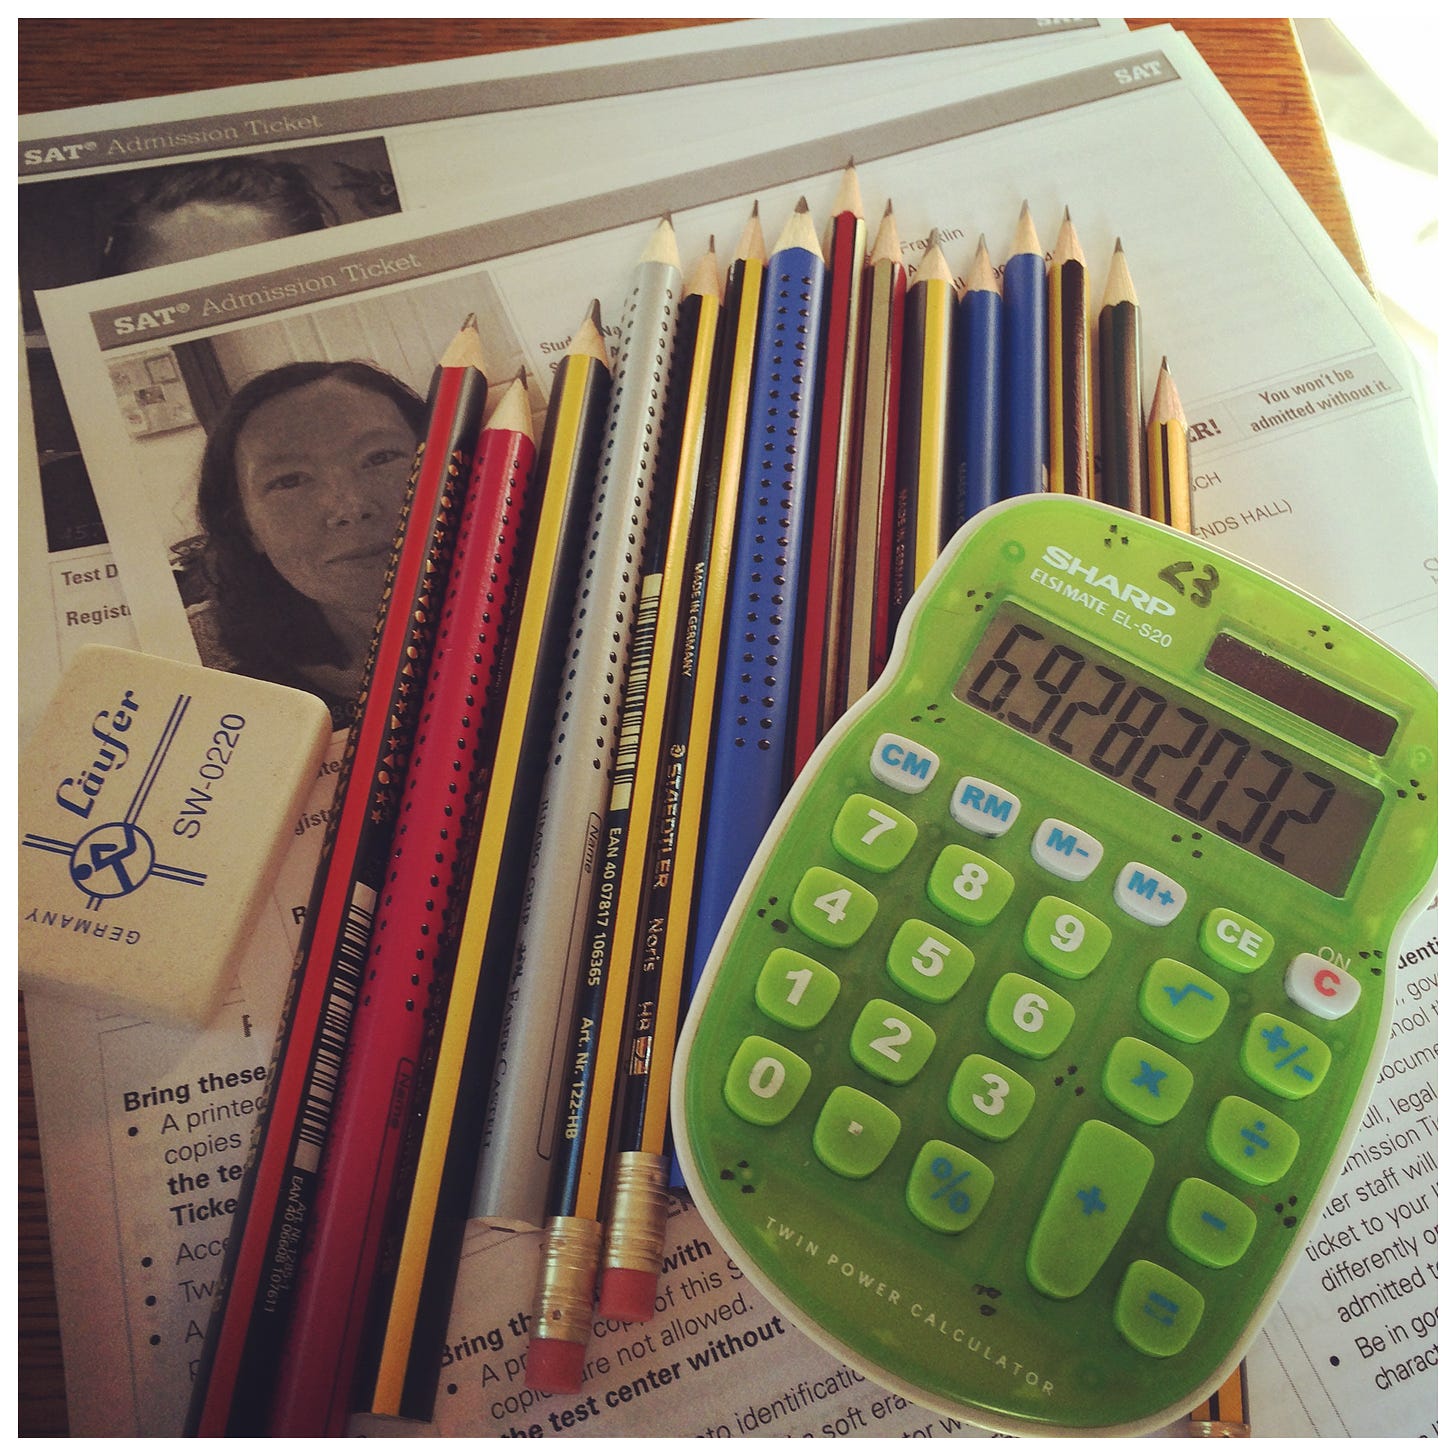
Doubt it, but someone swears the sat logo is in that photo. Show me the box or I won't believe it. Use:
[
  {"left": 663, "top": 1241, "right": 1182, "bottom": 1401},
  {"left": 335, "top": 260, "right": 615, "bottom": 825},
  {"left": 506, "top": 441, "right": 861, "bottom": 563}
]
[
  {"left": 23, "top": 142, "right": 95, "bottom": 165},
  {"left": 113, "top": 305, "right": 186, "bottom": 335}
]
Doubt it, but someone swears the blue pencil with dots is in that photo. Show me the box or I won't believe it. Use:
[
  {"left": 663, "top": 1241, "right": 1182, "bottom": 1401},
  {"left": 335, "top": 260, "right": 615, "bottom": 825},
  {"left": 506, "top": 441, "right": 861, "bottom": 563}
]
[{"left": 688, "top": 196, "right": 828, "bottom": 998}]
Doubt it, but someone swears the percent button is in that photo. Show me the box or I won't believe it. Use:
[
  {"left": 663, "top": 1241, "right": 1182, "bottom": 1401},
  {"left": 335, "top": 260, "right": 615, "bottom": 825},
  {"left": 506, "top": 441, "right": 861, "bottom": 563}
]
[{"left": 907, "top": 1140, "right": 994, "bottom": 1233}]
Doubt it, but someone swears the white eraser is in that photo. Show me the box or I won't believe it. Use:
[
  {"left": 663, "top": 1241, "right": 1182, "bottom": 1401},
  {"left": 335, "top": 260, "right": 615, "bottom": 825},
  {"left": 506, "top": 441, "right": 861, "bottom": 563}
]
[{"left": 18, "top": 645, "right": 333, "bottom": 1026}]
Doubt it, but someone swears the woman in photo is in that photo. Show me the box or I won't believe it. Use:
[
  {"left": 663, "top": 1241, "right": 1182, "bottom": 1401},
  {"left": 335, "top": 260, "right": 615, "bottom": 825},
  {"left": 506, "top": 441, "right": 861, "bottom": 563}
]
[{"left": 177, "top": 359, "right": 428, "bottom": 727}]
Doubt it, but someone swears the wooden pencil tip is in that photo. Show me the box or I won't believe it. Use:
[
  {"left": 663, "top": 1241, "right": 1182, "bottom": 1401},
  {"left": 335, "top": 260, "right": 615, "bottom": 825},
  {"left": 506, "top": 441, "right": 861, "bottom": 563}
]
[
  {"left": 461, "top": 312, "right": 478, "bottom": 330},
  {"left": 884, "top": 198, "right": 895, "bottom": 216},
  {"left": 589, "top": 298, "right": 603, "bottom": 329},
  {"left": 486, "top": 371, "right": 536, "bottom": 439},
  {"left": 795, "top": 196, "right": 811, "bottom": 213},
  {"left": 750, "top": 199, "right": 760, "bottom": 217},
  {"left": 1114, "top": 237, "right": 1125, "bottom": 253},
  {"left": 1160, "top": 354, "right": 1170, "bottom": 370}
]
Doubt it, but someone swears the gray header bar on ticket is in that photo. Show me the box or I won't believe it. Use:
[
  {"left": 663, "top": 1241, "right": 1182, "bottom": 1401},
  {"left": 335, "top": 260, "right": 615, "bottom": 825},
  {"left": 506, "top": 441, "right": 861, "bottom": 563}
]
[
  {"left": 21, "top": 20, "right": 1099, "bottom": 176},
  {"left": 87, "top": 50, "right": 1178, "bottom": 350}
]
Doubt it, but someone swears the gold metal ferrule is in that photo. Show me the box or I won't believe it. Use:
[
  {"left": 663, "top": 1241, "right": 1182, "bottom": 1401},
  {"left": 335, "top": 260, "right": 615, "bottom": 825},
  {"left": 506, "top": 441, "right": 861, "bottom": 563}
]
[
  {"left": 530, "top": 1215, "right": 601, "bottom": 1344},
  {"left": 602, "top": 1151, "right": 671, "bottom": 1275}
]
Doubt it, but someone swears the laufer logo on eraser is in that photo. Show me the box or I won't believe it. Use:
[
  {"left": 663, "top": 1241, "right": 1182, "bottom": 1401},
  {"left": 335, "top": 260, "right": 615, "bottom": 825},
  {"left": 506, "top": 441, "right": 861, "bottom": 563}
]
[{"left": 19, "top": 645, "right": 333, "bottom": 1027}]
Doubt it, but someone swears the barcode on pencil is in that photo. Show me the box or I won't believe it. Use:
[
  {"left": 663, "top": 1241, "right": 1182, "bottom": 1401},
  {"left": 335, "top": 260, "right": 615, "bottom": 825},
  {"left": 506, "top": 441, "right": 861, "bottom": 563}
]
[
  {"left": 293, "top": 883, "right": 378, "bottom": 1173},
  {"left": 610, "top": 574, "right": 662, "bottom": 802}
]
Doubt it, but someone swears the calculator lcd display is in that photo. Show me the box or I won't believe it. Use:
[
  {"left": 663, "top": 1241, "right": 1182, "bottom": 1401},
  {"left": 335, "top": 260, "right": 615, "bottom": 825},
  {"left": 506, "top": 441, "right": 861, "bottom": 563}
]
[{"left": 953, "top": 603, "right": 1381, "bottom": 895}]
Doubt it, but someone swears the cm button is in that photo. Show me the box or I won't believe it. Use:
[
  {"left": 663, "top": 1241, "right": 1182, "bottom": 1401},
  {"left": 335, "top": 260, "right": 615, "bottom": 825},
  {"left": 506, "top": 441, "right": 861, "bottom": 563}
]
[{"left": 869, "top": 733, "right": 940, "bottom": 795}]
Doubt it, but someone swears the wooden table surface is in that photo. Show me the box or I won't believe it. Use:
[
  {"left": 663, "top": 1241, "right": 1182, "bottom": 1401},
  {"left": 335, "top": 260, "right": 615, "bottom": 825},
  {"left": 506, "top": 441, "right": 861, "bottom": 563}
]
[{"left": 16, "top": 17, "right": 1361, "bottom": 1438}]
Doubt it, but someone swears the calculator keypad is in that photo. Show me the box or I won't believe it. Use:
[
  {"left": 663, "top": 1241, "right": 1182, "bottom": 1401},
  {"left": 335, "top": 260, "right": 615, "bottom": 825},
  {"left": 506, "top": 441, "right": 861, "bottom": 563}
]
[{"left": 717, "top": 725, "right": 1350, "bottom": 1374}]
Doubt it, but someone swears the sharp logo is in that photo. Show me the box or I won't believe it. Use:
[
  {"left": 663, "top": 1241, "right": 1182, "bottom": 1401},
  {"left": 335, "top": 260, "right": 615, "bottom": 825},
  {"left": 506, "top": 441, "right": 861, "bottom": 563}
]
[{"left": 1039, "top": 545, "right": 1176, "bottom": 616}]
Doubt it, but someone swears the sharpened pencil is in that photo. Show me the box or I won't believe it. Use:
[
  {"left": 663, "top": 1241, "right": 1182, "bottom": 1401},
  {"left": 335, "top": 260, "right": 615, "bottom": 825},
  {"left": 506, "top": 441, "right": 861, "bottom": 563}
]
[
  {"left": 1048, "top": 207, "right": 1092, "bottom": 498},
  {"left": 1001, "top": 201, "right": 1046, "bottom": 499},
  {"left": 631, "top": 204, "right": 768, "bottom": 1202},
  {"left": 955, "top": 233, "right": 1002, "bottom": 523},
  {"left": 792, "top": 162, "right": 867, "bottom": 774},
  {"left": 1147, "top": 356, "right": 1192, "bottom": 534},
  {"left": 525, "top": 246, "right": 720, "bottom": 1394},
  {"left": 688, "top": 197, "right": 827, "bottom": 1000},
  {"left": 1097, "top": 238, "right": 1146, "bottom": 514},
  {"left": 188, "top": 317, "right": 489, "bottom": 1437},
  {"left": 469, "top": 216, "right": 683, "bottom": 1236},
  {"left": 896, "top": 231, "right": 957, "bottom": 608},
  {"left": 597, "top": 213, "right": 763, "bottom": 1314},
  {"left": 267, "top": 374, "right": 539, "bottom": 1435},
  {"left": 841, "top": 200, "right": 906, "bottom": 710},
  {"left": 368, "top": 306, "right": 611, "bottom": 1421}
]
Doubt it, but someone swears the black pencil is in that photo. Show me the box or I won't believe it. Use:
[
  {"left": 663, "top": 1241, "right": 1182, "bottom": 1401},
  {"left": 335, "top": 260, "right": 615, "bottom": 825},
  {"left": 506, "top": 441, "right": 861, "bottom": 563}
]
[{"left": 1097, "top": 238, "right": 1146, "bottom": 513}]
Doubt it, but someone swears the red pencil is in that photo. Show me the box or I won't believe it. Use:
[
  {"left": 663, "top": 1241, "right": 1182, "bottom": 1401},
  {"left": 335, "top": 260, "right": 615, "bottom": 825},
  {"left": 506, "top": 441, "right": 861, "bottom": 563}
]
[
  {"left": 265, "top": 375, "right": 539, "bottom": 1435},
  {"left": 187, "top": 318, "right": 489, "bottom": 1437},
  {"left": 791, "top": 162, "right": 866, "bottom": 776}
]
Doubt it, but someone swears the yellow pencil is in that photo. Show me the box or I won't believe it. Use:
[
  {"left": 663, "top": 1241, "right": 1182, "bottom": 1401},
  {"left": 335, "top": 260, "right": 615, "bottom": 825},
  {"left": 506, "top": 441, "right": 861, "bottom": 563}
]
[
  {"left": 1147, "top": 355, "right": 1192, "bottom": 534},
  {"left": 897, "top": 230, "right": 956, "bottom": 606},
  {"left": 368, "top": 304, "right": 612, "bottom": 1419},
  {"left": 596, "top": 205, "right": 768, "bottom": 1321},
  {"left": 525, "top": 244, "right": 722, "bottom": 1392}
]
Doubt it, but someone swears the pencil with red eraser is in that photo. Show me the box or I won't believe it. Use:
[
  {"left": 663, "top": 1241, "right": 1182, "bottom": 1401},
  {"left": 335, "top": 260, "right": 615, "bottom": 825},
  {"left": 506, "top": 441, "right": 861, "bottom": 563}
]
[
  {"left": 266, "top": 374, "right": 539, "bottom": 1436},
  {"left": 186, "top": 316, "right": 489, "bottom": 1437}
]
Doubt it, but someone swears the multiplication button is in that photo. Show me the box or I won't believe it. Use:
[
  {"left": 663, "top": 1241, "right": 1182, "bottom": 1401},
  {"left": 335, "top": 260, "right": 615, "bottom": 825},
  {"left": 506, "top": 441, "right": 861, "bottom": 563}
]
[{"left": 1102, "top": 1037, "right": 1193, "bottom": 1125}]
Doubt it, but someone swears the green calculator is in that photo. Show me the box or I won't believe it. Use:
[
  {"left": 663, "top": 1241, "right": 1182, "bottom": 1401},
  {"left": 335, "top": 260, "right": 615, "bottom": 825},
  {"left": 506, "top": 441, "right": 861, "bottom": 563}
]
[{"left": 671, "top": 495, "right": 1436, "bottom": 1436}]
